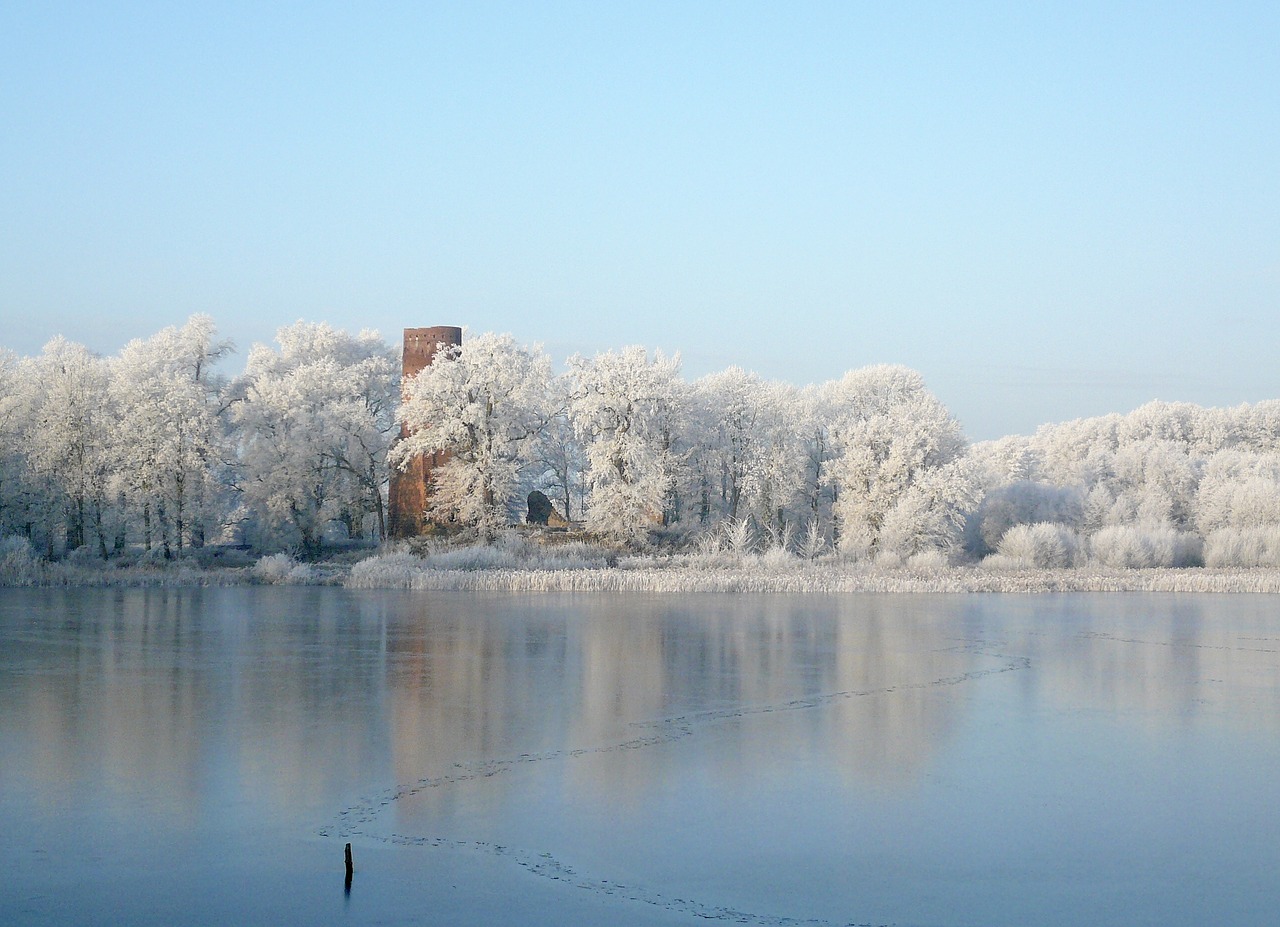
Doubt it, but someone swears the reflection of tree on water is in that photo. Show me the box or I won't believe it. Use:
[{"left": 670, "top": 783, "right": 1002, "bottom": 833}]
[
  {"left": 382, "top": 594, "right": 1009, "bottom": 810},
  {"left": 1019, "top": 596, "right": 1280, "bottom": 730},
  {"left": 1, "top": 587, "right": 398, "bottom": 827},
  {"left": 7, "top": 588, "right": 1279, "bottom": 831}
]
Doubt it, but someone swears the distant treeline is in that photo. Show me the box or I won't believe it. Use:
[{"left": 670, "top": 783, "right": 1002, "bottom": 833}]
[{"left": 3, "top": 316, "right": 1280, "bottom": 568}]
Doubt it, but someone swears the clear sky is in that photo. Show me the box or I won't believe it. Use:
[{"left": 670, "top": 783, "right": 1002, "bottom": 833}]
[{"left": 2, "top": 1, "right": 1277, "bottom": 440}]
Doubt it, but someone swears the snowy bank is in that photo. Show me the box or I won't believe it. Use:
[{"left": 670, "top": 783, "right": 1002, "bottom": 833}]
[
  {"left": 345, "top": 551, "right": 1280, "bottom": 594},
  {"left": 8, "top": 538, "right": 1280, "bottom": 593}
]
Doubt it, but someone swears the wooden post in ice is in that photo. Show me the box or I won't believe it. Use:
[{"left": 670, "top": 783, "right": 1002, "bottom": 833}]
[{"left": 345, "top": 842, "right": 353, "bottom": 891}]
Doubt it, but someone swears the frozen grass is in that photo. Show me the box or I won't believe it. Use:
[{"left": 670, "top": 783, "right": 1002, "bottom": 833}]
[
  {"left": 343, "top": 547, "right": 1280, "bottom": 594},
  {"left": 18, "top": 561, "right": 246, "bottom": 588},
  {"left": 347, "top": 536, "right": 612, "bottom": 587},
  {"left": 0, "top": 534, "right": 248, "bottom": 587},
  {"left": 9, "top": 533, "right": 1280, "bottom": 593}
]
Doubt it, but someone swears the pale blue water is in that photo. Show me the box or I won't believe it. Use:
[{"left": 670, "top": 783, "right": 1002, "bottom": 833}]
[{"left": 2, "top": 588, "right": 1278, "bottom": 926}]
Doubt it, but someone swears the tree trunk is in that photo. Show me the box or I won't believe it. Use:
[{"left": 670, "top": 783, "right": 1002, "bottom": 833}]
[
  {"left": 175, "top": 471, "right": 185, "bottom": 554},
  {"left": 158, "top": 501, "right": 172, "bottom": 560},
  {"left": 114, "top": 493, "right": 127, "bottom": 552},
  {"left": 68, "top": 494, "right": 86, "bottom": 550},
  {"left": 93, "top": 499, "right": 108, "bottom": 560},
  {"left": 370, "top": 463, "right": 386, "bottom": 541}
]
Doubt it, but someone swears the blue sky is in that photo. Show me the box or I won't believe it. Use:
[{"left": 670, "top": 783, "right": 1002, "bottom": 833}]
[{"left": 2, "top": 1, "right": 1277, "bottom": 439}]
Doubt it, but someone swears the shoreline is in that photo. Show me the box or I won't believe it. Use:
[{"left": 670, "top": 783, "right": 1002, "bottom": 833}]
[
  {"left": 342, "top": 564, "right": 1280, "bottom": 594},
  {"left": 8, "top": 560, "right": 1280, "bottom": 594}
]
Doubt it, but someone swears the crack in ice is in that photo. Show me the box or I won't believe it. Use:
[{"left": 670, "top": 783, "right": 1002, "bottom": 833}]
[{"left": 323, "top": 647, "right": 1030, "bottom": 926}]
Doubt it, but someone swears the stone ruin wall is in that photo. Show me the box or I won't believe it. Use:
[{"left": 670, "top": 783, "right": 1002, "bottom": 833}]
[{"left": 387, "top": 326, "right": 463, "bottom": 538}]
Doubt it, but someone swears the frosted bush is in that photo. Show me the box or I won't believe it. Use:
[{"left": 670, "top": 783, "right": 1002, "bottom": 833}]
[
  {"left": 995, "top": 523, "right": 1081, "bottom": 569},
  {"left": 1087, "top": 525, "right": 1202, "bottom": 569},
  {"left": 966, "top": 481, "right": 1084, "bottom": 557},
  {"left": 0, "top": 535, "right": 42, "bottom": 586},
  {"left": 982, "top": 553, "right": 1029, "bottom": 570},
  {"left": 757, "top": 545, "right": 798, "bottom": 569},
  {"left": 348, "top": 550, "right": 420, "bottom": 586},
  {"left": 1203, "top": 526, "right": 1280, "bottom": 568},
  {"left": 287, "top": 562, "right": 316, "bottom": 583},
  {"left": 65, "top": 545, "right": 106, "bottom": 566},
  {"left": 905, "top": 550, "right": 950, "bottom": 572},
  {"left": 722, "top": 519, "right": 757, "bottom": 556},
  {"left": 872, "top": 550, "right": 904, "bottom": 569},
  {"left": 797, "top": 518, "right": 827, "bottom": 561},
  {"left": 253, "top": 552, "right": 308, "bottom": 584},
  {"left": 532, "top": 539, "right": 614, "bottom": 568},
  {"left": 139, "top": 544, "right": 173, "bottom": 565},
  {"left": 837, "top": 523, "right": 877, "bottom": 562},
  {"left": 695, "top": 530, "right": 725, "bottom": 556},
  {"left": 771, "top": 520, "right": 797, "bottom": 554},
  {"left": 682, "top": 537, "right": 744, "bottom": 570}
]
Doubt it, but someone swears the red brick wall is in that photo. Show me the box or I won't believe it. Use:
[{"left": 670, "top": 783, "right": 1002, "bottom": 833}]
[{"left": 388, "top": 326, "right": 462, "bottom": 538}]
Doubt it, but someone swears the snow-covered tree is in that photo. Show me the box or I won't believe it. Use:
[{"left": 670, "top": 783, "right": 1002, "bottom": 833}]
[
  {"left": 229, "top": 322, "right": 398, "bottom": 556},
  {"left": 323, "top": 335, "right": 400, "bottom": 541},
  {"left": 1106, "top": 438, "right": 1199, "bottom": 529},
  {"left": 20, "top": 338, "right": 117, "bottom": 556},
  {"left": 967, "top": 434, "right": 1038, "bottom": 488},
  {"left": 569, "top": 346, "right": 687, "bottom": 545},
  {"left": 796, "top": 383, "right": 835, "bottom": 532},
  {"left": 110, "top": 315, "right": 232, "bottom": 557},
  {"left": 691, "top": 368, "right": 807, "bottom": 542},
  {"left": 528, "top": 373, "right": 584, "bottom": 522},
  {"left": 1194, "top": 449, "right": 1280, "bottom": 534},
  {"left": 748, "top": 380, "right": 810, "bottom": 542},
  {"left": 0, "top": 350, "right": 33, "bottom": 539},
  {"left": 824, "top": 366, "right": 975, "bottom": 559},
  {"left": 393, "top": 331, "right": 552, "bottom": 541}
]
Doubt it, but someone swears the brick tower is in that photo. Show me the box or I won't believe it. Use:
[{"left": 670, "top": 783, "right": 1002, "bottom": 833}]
[{"left": 388, "top": 326, "right": 463, "bottom": 538}]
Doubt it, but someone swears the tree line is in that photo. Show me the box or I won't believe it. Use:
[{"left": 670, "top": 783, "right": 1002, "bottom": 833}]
[
  {"left": 0, "top": 317, "right": 396, "bottom": 559},
  {"left": 3, "top": 316, "right": 1280, "bottom": 567}
]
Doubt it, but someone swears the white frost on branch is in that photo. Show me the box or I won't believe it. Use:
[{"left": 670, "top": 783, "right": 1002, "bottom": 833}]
[
  {"left": 568, "top": 346, "right": 687, "bottom": 546},
  {"left": 393, "top": 331, "right": 552, "bottom": 541}
]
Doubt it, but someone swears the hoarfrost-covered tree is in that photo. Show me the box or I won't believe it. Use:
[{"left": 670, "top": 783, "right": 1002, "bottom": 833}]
[
  {"left": 967, "top": 434, "right": 1038, "bottom": 488},
  {"left": 745, "top": 379, "right": 808, "bottom": 542},
  {"left": 1194, "top": 450, "right": 1280, "bottom": 534},
  {"left": 110, "top": 315, "right": 232, "bottom": 557},
  {"left": 529, "top": 373, "right": 584, "bottom": 522},
  {"left": 796, "top": 382, "right": 835, "bottom": 530},
  {"left": 1033, "top": 414, "right": 1120, "bottom": 488},
  {"left": 229, "top": 322, "right": 398, "bottom": 556},
  {"left": 692, "top": 368, "right": 808, "bottom": 542},
  {"left": 21, "top": 338, "right": 117, "bottom": 556},
  {"left": 824, "top": 366, "right": 975, "bottom": 559},
  {"left": 1106, "top": 438, "right": 1198, "bottom": 529},
  {"left": 569, "top": 346, "right": 686, "bottom": 545},
  {"left": 393, "top": 331, "right": 552, "bottom": 541},
  {"left": 691, "top": 366, "right": 766, "bottom": 525},
  {"left": 0, "top": 350, "right": 32, "bottom": 539},
  {"left": 322, "top": 335, "right": 400, "bottom": 541}
]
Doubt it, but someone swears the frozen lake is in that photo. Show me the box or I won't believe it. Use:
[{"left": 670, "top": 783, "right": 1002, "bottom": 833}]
[{"left": 2, "top": 587, "right": 1279, "bottom": 926}]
